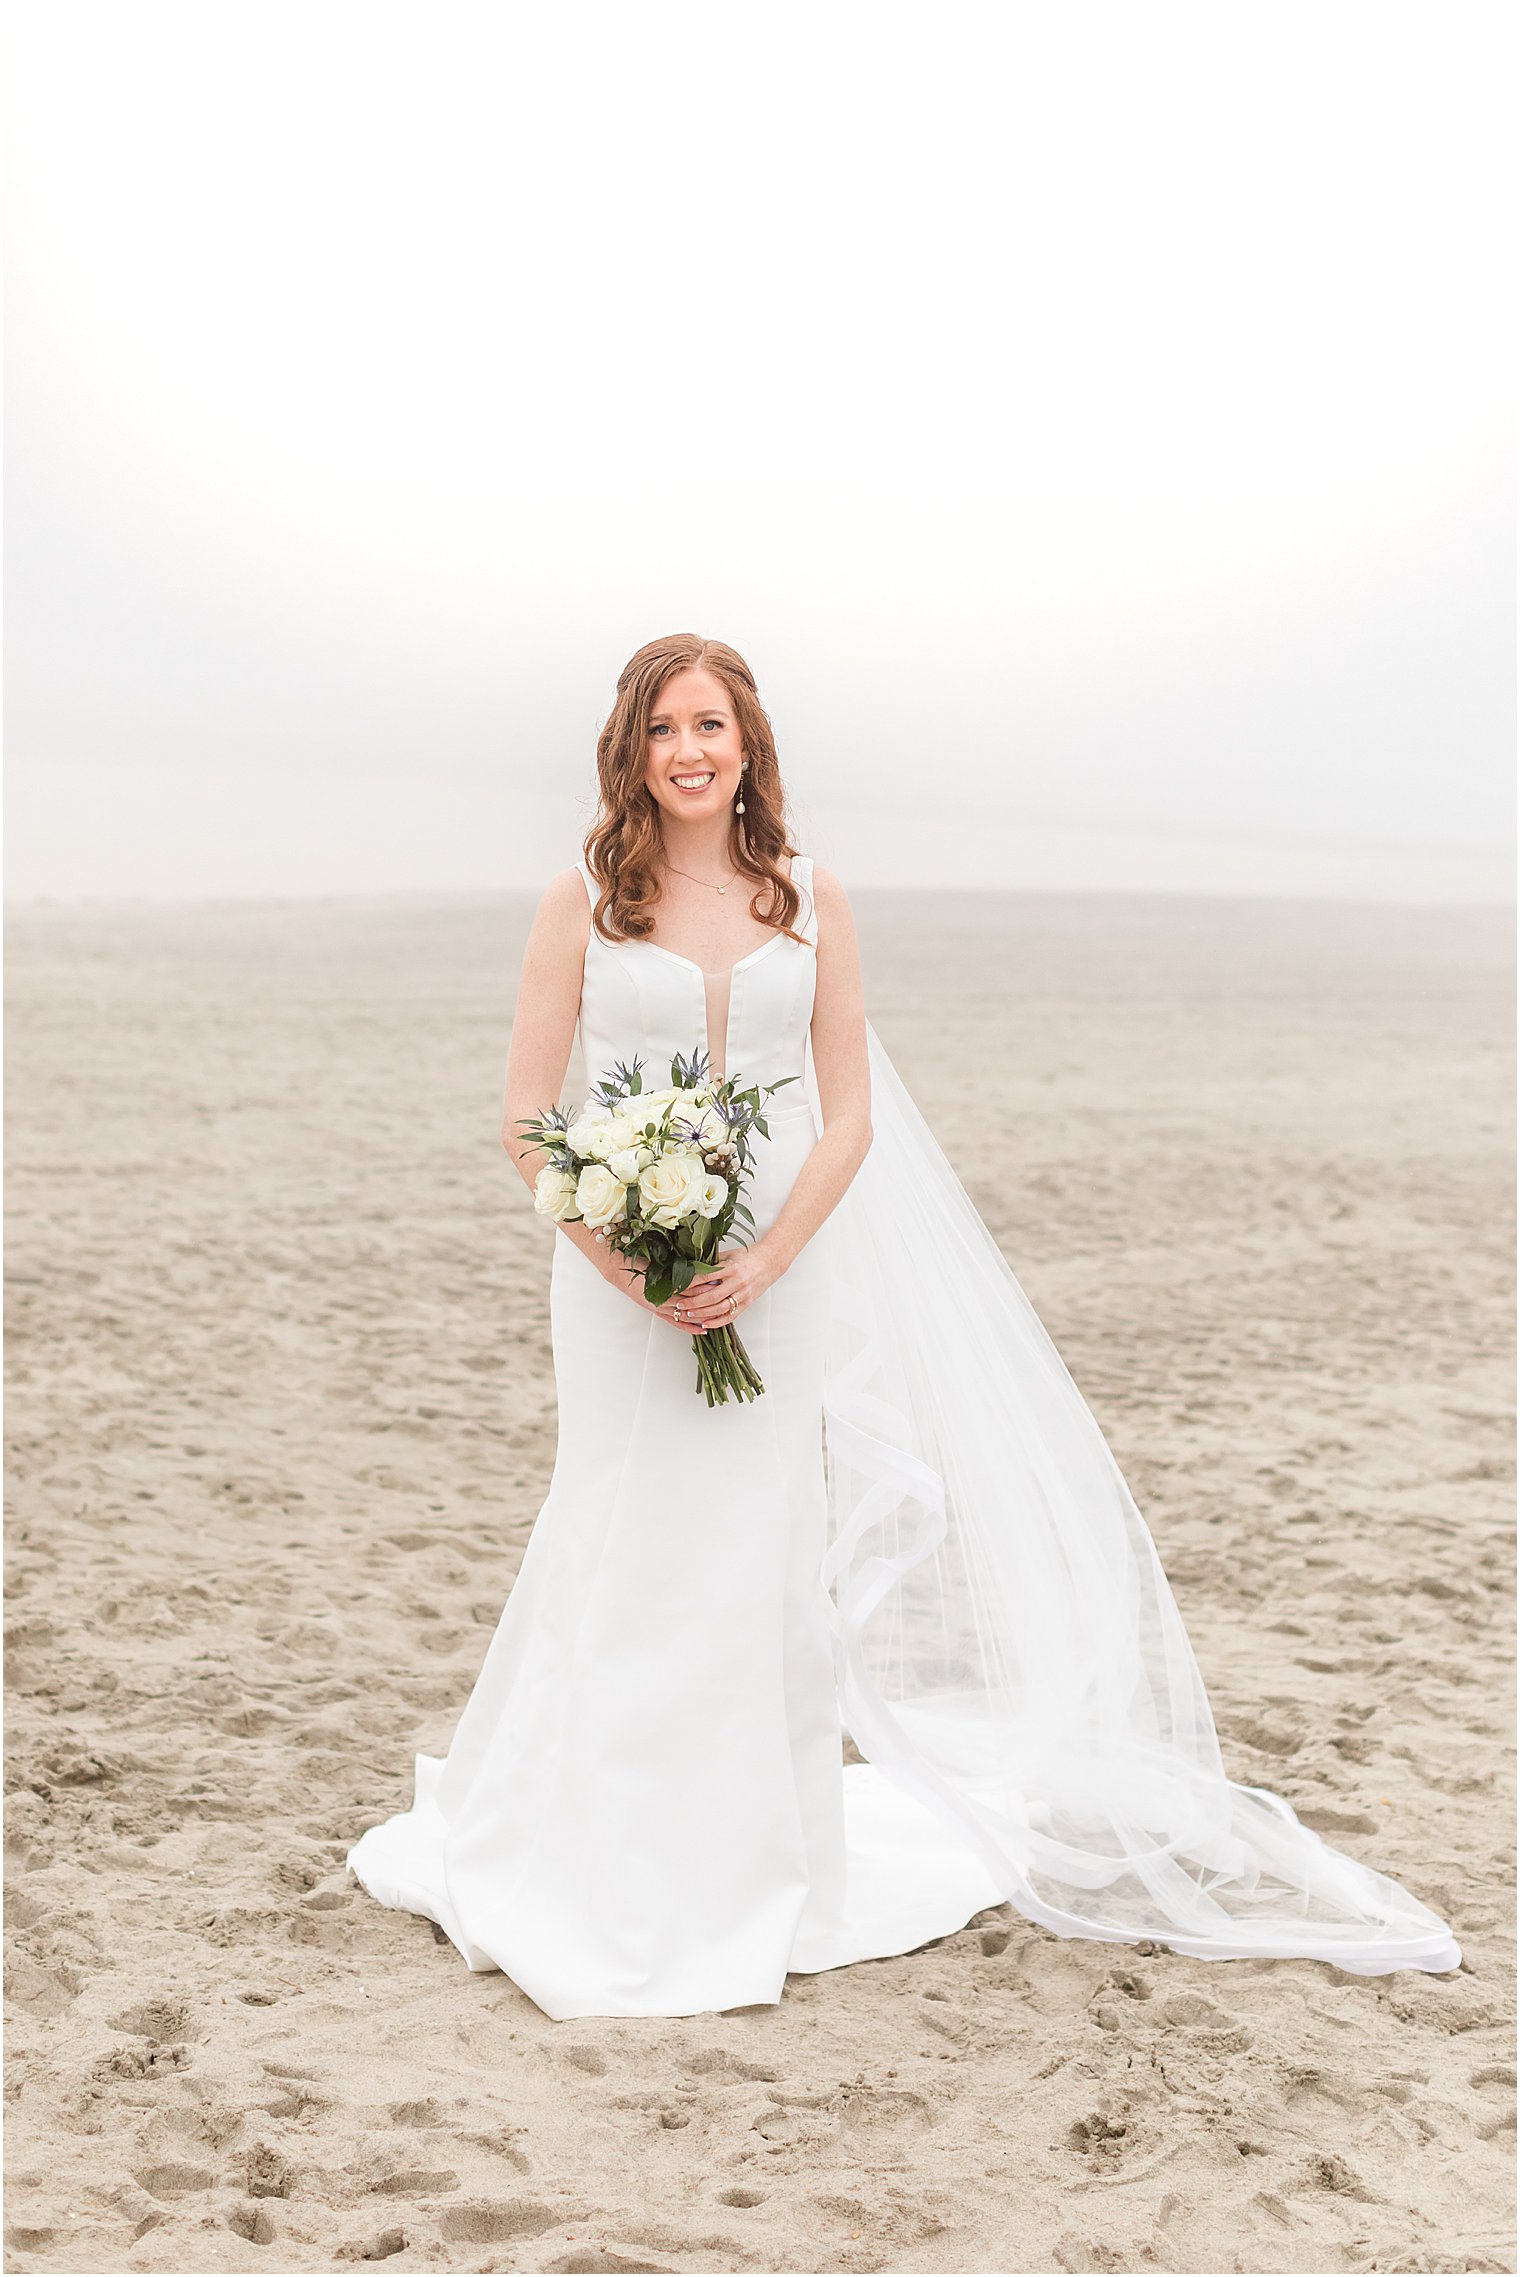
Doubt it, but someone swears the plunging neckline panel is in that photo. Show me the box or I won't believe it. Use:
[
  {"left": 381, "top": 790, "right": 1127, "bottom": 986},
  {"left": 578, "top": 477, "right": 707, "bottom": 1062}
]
[
  {"left": 573, "top": 857, "right": 815, "bottom": 1091},
  {"left": 623, "top": 938, "right": 788, "bottom": 1084}
]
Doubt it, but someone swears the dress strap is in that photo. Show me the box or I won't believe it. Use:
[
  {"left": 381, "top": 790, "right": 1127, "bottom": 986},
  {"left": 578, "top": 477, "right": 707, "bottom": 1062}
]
[{"left": 792, "top": 853, "right": 818, "bottom": 947}]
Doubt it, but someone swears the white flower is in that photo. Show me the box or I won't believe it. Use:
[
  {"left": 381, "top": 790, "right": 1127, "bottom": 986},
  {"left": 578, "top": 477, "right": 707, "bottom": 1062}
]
[
  {"left": 533, "top": 1166, "right": 582, "bottom": 1222},
  {"left": 625, "top": 1087, "right": 679, "bottom": 1128},
  {"left": 695, "top": 1173, "right": 729, "bottom": 1219},
  {"left": 593, "top": 1114, "right": 646, "bottom": 1162},
  {"left": 575, "top": 1161, "right": 629, "bottom": 1230},
  {"left": 637, "top": 1151, "right": 708, "bottom": 1228},
  {"left": 606, "top": 1144, "right": 654, "bottom": 1183},
  {"left": 566, "top": 1110, "right": 610, "bottom": 1157}
]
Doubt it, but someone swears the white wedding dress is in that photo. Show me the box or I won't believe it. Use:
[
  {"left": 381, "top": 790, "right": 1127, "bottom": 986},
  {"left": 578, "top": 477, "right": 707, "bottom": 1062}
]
[{"left": 346, "top": 852, "right": 1461, "bottom": 2019}]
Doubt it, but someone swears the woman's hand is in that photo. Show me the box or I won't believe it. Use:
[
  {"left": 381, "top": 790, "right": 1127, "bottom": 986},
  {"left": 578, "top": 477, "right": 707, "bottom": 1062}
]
[
  {"left": 598, "top": 1239, "right": 782, "bottom": 1334},
  {"left": 668, "top": 1243, "right": 782, "bottom": 1334},
  {"left": 598, "top": 1243, "right": 698, "bottom": 1333}
]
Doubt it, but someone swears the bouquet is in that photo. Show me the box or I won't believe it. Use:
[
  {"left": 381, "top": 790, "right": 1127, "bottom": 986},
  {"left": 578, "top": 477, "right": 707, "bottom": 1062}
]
[{"left": 519, "top": 1046, "right": 796, "bottom": 1406}]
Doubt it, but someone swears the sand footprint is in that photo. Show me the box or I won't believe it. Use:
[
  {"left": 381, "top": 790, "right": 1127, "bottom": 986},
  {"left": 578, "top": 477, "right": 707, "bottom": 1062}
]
[
  {"left": 385, "top": 2096, "right": 446, "bottom": 2127},
  {"left": 365, "top": 2166, "right": 459, "bottom": 2197},
  {"left": 108, "top": 1992, "right": 195, "bottom": 2043},
  {"left": 543, "top": 2254, "right": 674, "bottom": 2276},
  {"left": 226, "top": 2201, "right": 278, "bottom": 2245},
  {"left": 682, "top": 2046, "right": 777, "bottom": 2084},
  {"left": 1150, "top": 1991, "right": 1253, "bottom": 2053},
  {"left": 1066, "top": 2108, "right": 1133, "bottom": 2169},
  {"left": 434, "top": 2198, "right": 555, "bottom": 2244},
  {"left": 561, "top": 2044, "right": 608, "bottom": 2077},
  {"left": 1469, "top": 2062, "right": 1517, "bottom": 2144},
  {"left": 334, "top": 2224, "right": 408, "bottom": 2261}
]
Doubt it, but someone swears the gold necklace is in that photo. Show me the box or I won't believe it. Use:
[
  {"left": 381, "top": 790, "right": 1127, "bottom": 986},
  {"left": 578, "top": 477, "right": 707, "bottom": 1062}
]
[{"left": 663, "top": 859, "right": 739, "bottom": 896}]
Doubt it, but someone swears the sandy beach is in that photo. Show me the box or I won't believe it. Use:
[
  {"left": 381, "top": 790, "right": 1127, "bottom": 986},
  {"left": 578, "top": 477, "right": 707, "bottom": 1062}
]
[{"left": 4, "top": 884, "right": 1514, "bottom": 2276}]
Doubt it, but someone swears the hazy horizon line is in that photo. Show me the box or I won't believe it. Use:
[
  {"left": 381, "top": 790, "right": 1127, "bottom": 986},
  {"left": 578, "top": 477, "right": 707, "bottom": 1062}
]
[{"left": 7, "top": 876, "right": 1514, "bottom": 918}]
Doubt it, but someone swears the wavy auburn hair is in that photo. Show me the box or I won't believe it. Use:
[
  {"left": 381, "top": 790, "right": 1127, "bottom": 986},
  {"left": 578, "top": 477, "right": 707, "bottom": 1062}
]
[{"left": 582, "top": 634, "right": 806, "bottom": 946}]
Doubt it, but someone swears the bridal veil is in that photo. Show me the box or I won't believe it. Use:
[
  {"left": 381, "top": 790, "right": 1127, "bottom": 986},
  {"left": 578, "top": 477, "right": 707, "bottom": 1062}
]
[{"left": 805, "top": 1019, "right": 1462, "bottom": 1977}]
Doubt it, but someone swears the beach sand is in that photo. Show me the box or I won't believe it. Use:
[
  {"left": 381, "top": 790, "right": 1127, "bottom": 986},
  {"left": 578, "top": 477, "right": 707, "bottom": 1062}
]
[{"left": 4, "top": 886, "right": 1514, "bottom": 2275}]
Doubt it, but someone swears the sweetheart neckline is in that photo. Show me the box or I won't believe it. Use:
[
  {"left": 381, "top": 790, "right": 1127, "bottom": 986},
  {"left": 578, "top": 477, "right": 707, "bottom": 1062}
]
[
  {"left": 584, "top": 927, "right": 793, "bottom": 982},
  {"left": 635, "top": 935, "right": 788, "bottom": 982}
]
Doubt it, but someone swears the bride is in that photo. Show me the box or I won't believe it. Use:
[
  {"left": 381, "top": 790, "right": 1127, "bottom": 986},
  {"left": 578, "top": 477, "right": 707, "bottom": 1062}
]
[{"left": 346, "top": 632, "right": 1461, "bottom": 2021}]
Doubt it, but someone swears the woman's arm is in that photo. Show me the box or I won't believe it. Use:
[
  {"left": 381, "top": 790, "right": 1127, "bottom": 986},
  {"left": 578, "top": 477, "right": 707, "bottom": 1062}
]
[
  {"left": 677, "top": 863, "right": 872, "bottom": 1330},
  {"left": 500, "top": 869, "right": 696, "bottom": 1324}
]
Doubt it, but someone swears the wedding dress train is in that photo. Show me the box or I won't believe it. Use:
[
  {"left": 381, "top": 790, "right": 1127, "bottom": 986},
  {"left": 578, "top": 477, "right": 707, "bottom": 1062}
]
[{"left": 346, "top": 852, "right": 1460, "bottom": 2019}]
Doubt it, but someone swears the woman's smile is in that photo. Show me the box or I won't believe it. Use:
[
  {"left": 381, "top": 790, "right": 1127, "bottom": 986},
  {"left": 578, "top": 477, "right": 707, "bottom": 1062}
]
[{"left": 644, "top": 667, "right": 745, "bottom": 823}]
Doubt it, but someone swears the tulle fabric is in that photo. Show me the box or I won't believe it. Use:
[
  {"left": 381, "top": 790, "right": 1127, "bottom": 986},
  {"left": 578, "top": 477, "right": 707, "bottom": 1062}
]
[{"left": 804, "top": 1020, "right": 1462, "bottom": 1977}]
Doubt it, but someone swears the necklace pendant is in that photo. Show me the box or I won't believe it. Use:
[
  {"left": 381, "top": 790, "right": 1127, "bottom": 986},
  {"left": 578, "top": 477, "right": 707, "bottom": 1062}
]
[{"left": 717, "top": 884, "right": 726, "bottom": 893}]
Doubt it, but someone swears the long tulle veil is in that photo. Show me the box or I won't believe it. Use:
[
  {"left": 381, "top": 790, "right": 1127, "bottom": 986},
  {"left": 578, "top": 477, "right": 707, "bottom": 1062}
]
[{"left": 802, "top": 1018, "right": 1461, "bottom": 1976}]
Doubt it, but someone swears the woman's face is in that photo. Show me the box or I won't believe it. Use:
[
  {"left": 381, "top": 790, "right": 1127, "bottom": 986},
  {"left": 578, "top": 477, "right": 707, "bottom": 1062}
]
[{"left": 642, "top": 667, "right": 745, "bottom": 825}]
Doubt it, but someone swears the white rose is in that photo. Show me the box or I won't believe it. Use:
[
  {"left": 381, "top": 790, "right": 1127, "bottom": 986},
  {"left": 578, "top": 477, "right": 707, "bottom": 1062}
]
[
  {"left": 585, "top": 1114, "right": 640, "bottom": 1162},
  {"left": 533, "top": 1166, "right": 582, "bottom": 1222},
  {"left": 606, "top": 1144, "right": 654, "bottom": 1184},
  {"left": 566, "top": 1111, "right": 609, "bottom": 1157},
  {"left": 637, "top": 1151, "right": 708, "bottom": 1228},
  {"left": 695, "top": 1173, "right": 729, "bottom": 1220},
  {"left": 614, "top": 1091, "right": 663, "bottom": 1134},
  {"left": 575, "top": 1162, "right": 629, "bottom": 1230}
]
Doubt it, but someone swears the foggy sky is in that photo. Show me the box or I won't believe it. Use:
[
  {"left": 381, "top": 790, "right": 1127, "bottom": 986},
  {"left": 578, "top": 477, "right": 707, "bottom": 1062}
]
[{"left": 6, "top": 0, "right": 1514, "bottom": 904}]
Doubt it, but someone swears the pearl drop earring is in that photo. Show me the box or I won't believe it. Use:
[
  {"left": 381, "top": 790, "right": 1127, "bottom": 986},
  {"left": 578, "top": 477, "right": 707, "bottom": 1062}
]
[{"left": 735, "top": 760, "right": 748, "bottom": 816}]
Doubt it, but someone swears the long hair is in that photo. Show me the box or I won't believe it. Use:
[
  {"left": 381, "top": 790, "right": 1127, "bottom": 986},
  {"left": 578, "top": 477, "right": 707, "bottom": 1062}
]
[{"left": 582, "top": 634, "right": 805, "bottom": 945}]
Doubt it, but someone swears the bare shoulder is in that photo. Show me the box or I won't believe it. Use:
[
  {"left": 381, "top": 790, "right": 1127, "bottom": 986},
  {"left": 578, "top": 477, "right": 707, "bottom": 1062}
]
[
  {"left": 534, "top": 864, "right": 592, "bottom": 929},
  {"left": 806, "top": 863, "right": 864, "bottom": 992},
  {"left": 808, "top": 863, "right": 858, "bottom": 932},
  {"left": 521, "top": 866, "right": 592, "bottom": 982}
]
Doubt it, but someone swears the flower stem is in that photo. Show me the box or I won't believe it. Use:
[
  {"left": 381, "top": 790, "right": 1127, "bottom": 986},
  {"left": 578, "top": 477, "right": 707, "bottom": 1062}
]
[{"left": 691, "top": 1325, "right": 765, "bottom": 1405}]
